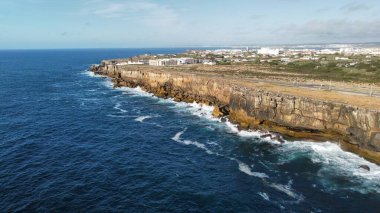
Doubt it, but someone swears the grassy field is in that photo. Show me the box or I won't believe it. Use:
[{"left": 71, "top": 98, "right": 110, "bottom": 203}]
[{"left": 248, "top": 55, "right": 380, "bottom": 83}]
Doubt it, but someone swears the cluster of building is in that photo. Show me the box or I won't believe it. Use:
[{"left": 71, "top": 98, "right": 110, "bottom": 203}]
[
  {"left": 255, "top": 47, "right": 380, "bottom": 64},
  {"left": 189, "top": 49, "right": 249, "bottom": 57},
  {"left": 257, "top": 47, "right": 380, "bottom": 57},
  {"left": 148, "top": 58, "right": 197, "bottom": 66},
  {"left": 257, "top": 48, "right": 280, "bottom": 56},
  {"left": 113, "top": 45, "right": 380, "bottom": 67},
  {"left": 116, "top": 58, "right": 216, "bottom": 67},
  {"left": 339, "top": 48, "right": 380, "bottom": 56}
]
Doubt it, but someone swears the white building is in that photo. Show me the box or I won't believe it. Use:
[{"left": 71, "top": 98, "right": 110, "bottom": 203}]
[
  {"left": 203, "top": 61, "right": 216, "bottom": 65},
  {"left": 300, "top": 56, "right": 319, "bottom": 61},
  {"left": 149, "top": 58, "right": 198, "bottom": 66},
  {"left": 116, "top": 62, "right": 128, "bottom": 66},
  {"left": 257, "top": 48, "right": 280, "bottom": 56},
  {"left": 149, "top": 59, "right": 176, "bottom": 66},
  {"left": 127, "top": 61, "right": 145, "bottom": 65},
  {"left": 177, "top": 58, "right": 196, "bottom": 65},
  {"left": 281, "top": 58, "right": 291, "bottom": 63},
  {"left": 335, "top": 57, "right": 350, "bottom": 61},
  {"left": 319, "top": 49, "right": 339, "bottom": 55}
]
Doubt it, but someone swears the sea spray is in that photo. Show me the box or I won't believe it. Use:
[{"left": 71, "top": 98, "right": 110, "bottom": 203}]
[{"left": 104, "top": 81, "right": 380, "bottom": 195}]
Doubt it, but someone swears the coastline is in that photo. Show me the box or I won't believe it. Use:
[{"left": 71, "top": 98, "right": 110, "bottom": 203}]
[{"left": 90, "top": 62, "right": 380, "bottom": 164}]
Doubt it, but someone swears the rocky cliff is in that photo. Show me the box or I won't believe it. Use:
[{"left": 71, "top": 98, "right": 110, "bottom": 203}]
[{"left": 91, "top": 63, "right": 380, "bottom": 163}]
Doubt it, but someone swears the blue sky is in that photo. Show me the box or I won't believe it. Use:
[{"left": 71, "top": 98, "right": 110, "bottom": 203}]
[{"left": 0, "top": 0, "right": 379, "bottom": 49}]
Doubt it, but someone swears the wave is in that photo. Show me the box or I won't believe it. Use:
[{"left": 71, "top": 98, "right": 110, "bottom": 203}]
[
  {"left": 109, "top": 85, "right": 217, "bottom": 122},
  {"left": 237, "top": 161, "right": 269, "bottom": 178},
  {"left": 171, "top": 128, "right": 214, "bottom": 155},
  {"left": 116, "top": 86, "right": 155, "bottom": 98},
  {"left": 101, "top": 79, "right": 114, "bottom": 89},
  {"left": 98, "top": 77, "right": 380, "bottom": 194},
  {"left": 268, "top": 180, "right": 304, "bottom": 203},
  {"left": 81, "top": 70, "right": 103, "bottom": 78},
  {"left": 258, "top": 192, "right": 270, "bottom": 201},
  {"left": 172, "top": 129, "right": 270, "bottom": 177},
  {"left": 170, "top": 128, "right": 305, "bottom": 203},
  {"left": 134, "top": 116, "right": 152, "bottom": 123},
  {"left": 169, "top": 101, "right": 216, "bottom": 120},
  {"left": 106, "top": 114, "right": 132, "bottom": 118},
  {"left": 113, "top": 103, "right": 128, "bottom": 113},
  {"left": 172, "top": 128, "right": 187, "bottom": 142},
  {"left": 223, "top": 118, "right": 380, "bottom": 194},
  {"left": 278, "top": 141, "right": 380, "bottom": 194}
]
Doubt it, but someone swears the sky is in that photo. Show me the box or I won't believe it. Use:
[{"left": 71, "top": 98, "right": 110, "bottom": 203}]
[{"left": 0, "top": 0, "right": 380, "bottom": 49}]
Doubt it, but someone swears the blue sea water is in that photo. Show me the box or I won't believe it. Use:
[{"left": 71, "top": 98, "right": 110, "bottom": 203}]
[{"left": 1, "top": 49, "right": 380, "bottom": 212}]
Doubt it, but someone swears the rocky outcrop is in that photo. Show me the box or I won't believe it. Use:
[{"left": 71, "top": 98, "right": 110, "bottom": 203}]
[{"left": 91, "top": 63, "right": 380, "bottom": 163}]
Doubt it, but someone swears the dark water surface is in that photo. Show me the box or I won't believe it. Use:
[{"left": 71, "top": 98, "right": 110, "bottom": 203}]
[{"left": 1, "top": 49, "right": 380, "bottom": 212}]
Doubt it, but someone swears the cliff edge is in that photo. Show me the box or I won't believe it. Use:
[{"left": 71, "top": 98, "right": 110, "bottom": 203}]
[{"left": 91, "top": 62, "right": 380, "bottom": 163}]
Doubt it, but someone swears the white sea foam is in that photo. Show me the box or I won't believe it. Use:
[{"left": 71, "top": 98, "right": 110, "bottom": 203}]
[
  {"left": 278, "top": 141, "right": 380, "bottom": 193},
  {"left": 113, "top": 103, "right": 128, "bottom": 113},
  {"left": 102, "top": 79, "right": 114, "bottom": 89},
  {"left": 172, "top": 129, "right": 270, "bottom": 178},
  {"left": 225, "top": 121, "right": 261, "bottom": 138},
  {"left": 222, "top": 118, "right": 380, "bottom": 194},
  {"left": 238, "top": 161, "right": 269, "bottom": 178},
  {"left": 81, "top": 98, "right": 100, "bottom": 101},
  {"left": 171, "top": 128, "right": 214, "bottom": 155},
  {"left": 172, "top": 128, "right": 187, "bottom": 142},
  {"left": 224, "top": 120, "right": 283, "bottom": 144},
  {"left": 268, "top": 181, "right": 304, "bottom": 203},
  {"left": 207, "top": 141, "right": 219, "bottom": 146},
  {"left": 98, "top": 77, "right": 380, "bottom": 194},
  {"left": 164, "top": 100, "right": 218, "bottom": 121},
  {"left": 117, "top": 86, "right": 155, "bottom": 98},
  {"left": 187, "top": 102, "right": 215, "bottom": 119},
  {"left": 258, "top": 192, "right": 270, "bottom": 201},
  {"left": 106, "top": 85, "right": 217, "bottom": 125},
  {"left": 134, "top": 115, "right": 152, "bottom": 123},
  {"left": 82, "top": 70, "right": 103, "bottom": 78},
  {"left": 106, "top": 114, "right": 131, "bottom": 118}
]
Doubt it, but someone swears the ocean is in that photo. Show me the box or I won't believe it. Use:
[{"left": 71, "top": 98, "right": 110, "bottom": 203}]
[{"left": 1, "top": 48, "right": 380, "bottom": 212}]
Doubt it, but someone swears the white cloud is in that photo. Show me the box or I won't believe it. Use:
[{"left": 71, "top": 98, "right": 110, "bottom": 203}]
[
  {"left": 81, "top": 0, "right": 182, "bottom": 29},
  {"left": 341, "top": 1, "right": 370, "bottom": 13},
  {"left": 73, "top": 0, "right": 380, "bottom": 46},
  {"left": 278, "top": 19, "right": 380, "bottom": 43}
]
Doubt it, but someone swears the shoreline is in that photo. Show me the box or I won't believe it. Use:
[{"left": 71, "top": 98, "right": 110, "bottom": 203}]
[{"left": 90, "top": 63, "right": 380, "bottom": 164}]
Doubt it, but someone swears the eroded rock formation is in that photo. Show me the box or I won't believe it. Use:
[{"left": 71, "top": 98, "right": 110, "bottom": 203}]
[{"left": 91, "top": 62, "right": 380, "bottom": 163}]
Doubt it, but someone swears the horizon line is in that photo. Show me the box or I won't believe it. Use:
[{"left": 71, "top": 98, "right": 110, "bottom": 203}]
[{"left": 1, "top": 41, "right": 380, "bottom": 51}]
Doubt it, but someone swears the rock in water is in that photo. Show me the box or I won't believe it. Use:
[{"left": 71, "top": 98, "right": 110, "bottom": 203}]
[
  {"left": 212, "top": 107, "right": 223, "bottom": 117},
  {"left": 359, "top": 165, "right": 370, "bottom": 171},
  {"left": 260, "top": 134, "right": 272, "bottom": 139}
]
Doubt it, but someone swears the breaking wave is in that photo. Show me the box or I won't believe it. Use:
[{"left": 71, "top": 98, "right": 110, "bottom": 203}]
[
  {"left": 171, "top": 128, "right": 270, "bottom": 178},
  {"left": 278, "top": 141, "right": 380, "bottom": 194},
  {"left": 237, "top": 161, "right": 269, "bottom": 178},
  {"left": 268, "top": 180, "right": 304, "bottom": 203},
  {"left": 116, "top": 86, "right": 155, "bottom": 98},
  {"left": 258, "top": 192, "right": 270, "bottom": 201},
  {"left": 171, "top": 128, "right": 304, "bottom": 203},
  {"left": 81, "top": 70, "right": 103, "bottom": 78},
  {"left": 105, "top": 81, "right": 380, "bottom": 195},
  {"left": 171, "top": 128, "right": 214, "bottom": 155},
  {"left": 134, "top": 115, "right": 152, "bottom": 123},
  {"left": 113, "top": 103, "right": 128, "bottom": 113}
]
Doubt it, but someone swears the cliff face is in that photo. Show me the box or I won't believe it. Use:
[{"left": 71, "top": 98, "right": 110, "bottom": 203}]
[{"left": 92, "top": 63, "right": 380, "bottom": 162}]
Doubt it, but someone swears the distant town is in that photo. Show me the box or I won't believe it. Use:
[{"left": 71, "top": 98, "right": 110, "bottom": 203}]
[
  {"left": 110, "top": 45, "right": 380, "bottom": 67},
  {"left": 100, "top": 44, "right": 380, "bottom": 84}
]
